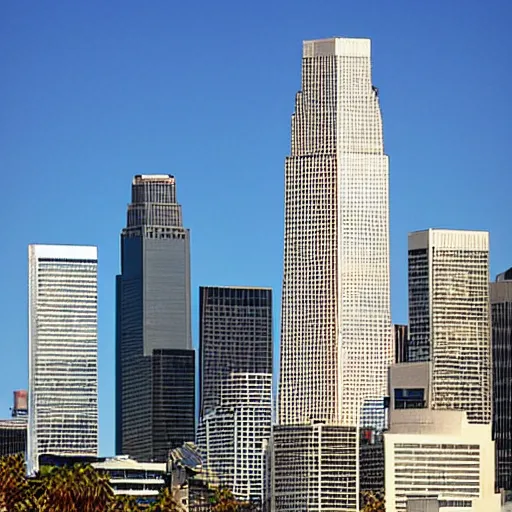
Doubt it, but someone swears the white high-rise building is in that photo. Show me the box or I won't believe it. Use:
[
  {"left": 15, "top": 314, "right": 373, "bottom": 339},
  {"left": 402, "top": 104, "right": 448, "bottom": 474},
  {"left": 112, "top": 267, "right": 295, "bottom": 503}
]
[
  {"left": 407, "top": 229, "right": 491, "bottom": 424},
  {"left": 198, "top": 373, "right": 272, "bottom": 504},
  {"left": 28, "top": 244, "right": 98, "bottom": 473},
  {"left": 274, "top": 37, "right": 392, "bottom": 511}
]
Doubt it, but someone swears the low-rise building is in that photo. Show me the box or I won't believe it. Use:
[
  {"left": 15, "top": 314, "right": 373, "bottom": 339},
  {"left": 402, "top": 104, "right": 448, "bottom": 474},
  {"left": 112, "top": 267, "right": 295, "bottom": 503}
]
[
  {"left": 92, "top": 456, "right": 166, "bottom": 508},
  {"left": 0, "top": 417, "right": 27, "bottom": 457},
  {"left": 385, "top": 362, "right": 500, "bottom": 512}
]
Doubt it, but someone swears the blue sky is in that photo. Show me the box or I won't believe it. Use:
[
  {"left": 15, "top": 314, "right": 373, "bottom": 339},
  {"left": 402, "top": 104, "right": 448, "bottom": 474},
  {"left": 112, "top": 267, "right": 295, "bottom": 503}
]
[{"left": 1, "top": 0, "right": 511, "bottom": 456}]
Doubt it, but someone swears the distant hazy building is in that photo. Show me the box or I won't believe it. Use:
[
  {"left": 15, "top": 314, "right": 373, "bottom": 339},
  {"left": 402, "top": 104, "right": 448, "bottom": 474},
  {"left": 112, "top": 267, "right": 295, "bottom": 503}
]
[
  {"left": 198, "top": 373, "right": 272, "bottom": 504},
  {"left": 199, "top": 286, "right": 272, "bottom": 417},
  {"left": 116, "top": 175, "right": 195, "bottom": 462},
  {"left": 407, "top": 229, "right": 491, "bottom": 424},
  {"left": 394, "top": 324, "right": 408, "bottom": 364},
  {"left": 491, "top": 268, "right": 512, "bottom": 492},
  {"left": 28, "top": 244, "right": 98, "bottom": 473},
  {"left": 385, "top": 362, "right": 500, "bottom": 512}
]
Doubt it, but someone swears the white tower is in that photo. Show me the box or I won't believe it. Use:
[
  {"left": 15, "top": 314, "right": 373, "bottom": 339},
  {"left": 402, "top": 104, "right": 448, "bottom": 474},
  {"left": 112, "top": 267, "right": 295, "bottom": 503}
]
[
  {"left": 274, "top": 37, "right": 392, "bottom": 511},
  {"left": 28, "top": 244, "right": 98, "bottom": 473}
]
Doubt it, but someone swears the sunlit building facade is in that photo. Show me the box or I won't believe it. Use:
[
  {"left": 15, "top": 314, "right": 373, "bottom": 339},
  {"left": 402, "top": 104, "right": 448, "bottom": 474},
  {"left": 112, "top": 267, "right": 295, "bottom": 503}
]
[
  {"left": 274, "top": 37, "right": 392, "bottom": 511},
  {"left": 28, "top": 244, "right": 98, "bottom": 473},
  {"left": 407, "top": 229, "right": 491, "bottom": 424}
]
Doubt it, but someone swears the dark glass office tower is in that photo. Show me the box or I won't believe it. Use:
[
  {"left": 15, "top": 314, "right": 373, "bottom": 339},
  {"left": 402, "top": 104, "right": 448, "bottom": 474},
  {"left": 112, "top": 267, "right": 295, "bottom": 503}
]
[
  {"left": 199, "top": 286, "right": 273, "bottom": 417},
  {"left": 116, "top": 175, "right": 194, "bottom": 462},
  {"left": 491, "top": 268, "right": 512, "bottom": 492}
]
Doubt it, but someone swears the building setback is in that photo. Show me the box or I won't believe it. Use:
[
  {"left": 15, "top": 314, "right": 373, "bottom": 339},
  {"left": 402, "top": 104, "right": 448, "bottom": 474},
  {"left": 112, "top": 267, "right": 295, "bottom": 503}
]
[
  {"left": 407, "top": 229, "right": 492, "bottom": 424},
  {"left": 28, "top": 244, "right": 98, "bottom": 473},
  {"left": 490, "top": 268, "right": 512, "bottom": 492},
  {"left": 199, "top": 286, "right": 272, "bottom": 417},
  {"left": 116, "top": 175, "right": 195, "bottom": 462},
  {"left": 274, "top": 37, "right": 392, "bottom": 510}
]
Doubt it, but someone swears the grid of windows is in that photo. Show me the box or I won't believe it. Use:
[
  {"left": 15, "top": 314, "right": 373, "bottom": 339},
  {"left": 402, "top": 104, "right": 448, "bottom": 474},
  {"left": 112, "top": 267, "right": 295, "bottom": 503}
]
[
  {"left": 490, "top": 275, "right": 512, "bottom": 492},
  {"left": 407, "top": 230, "right": 492, "bottom": 424},
  {"left": 199, "top": 286, "right": 272, "bottom": 417},
  {"left": 0, "top": 419, "right": 27, "bottom": 456},
  {"left": 392, "top": 442, "right": 481, "bottom": 512},
  {"left": 275, "top": 38, "right": 391, "bottom": 511},
  {"left": 279, "top": 37, "right": 392, "bottom": 429},
  {"left": 28, "top": 245, "right": 98, "bottom": 474},
  {"left": 272, "top": 424, "right": 358, "bottom": 512},
  {"left": 197, "top": 373, "right": 272, "bottom": 503}
]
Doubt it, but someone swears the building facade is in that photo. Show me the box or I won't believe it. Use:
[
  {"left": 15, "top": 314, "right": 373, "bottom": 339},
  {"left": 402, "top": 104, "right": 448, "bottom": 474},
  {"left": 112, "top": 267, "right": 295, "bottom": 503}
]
[
  {"left": 198, "top": 373, "right": 272, "bottom": 504},
  {"left": 490, "top": 268, "right": 512, "bottom": 492},
  {"left": 384, "top": 362, "right": 499, "bottom": 512},
  {"left": 0, "top": 418, "right": 26, "bottom": 457},
  {"left": 28, "top": 244, "right": 98, "bottom": 473},
  {"left": 407, "top": 229, "right": 491, "bottom": 424},
  {"left": 199, "top": 286, "right": 273, "bottom": 417},
  {"left": 274, "top": 37, "right": 392, "bottom": 510},
  {"left": 272, "top": 424, "right": 358, "bottom": 511},
  {"left": 116, "top": 174, "right": 195, "bottom": 462}
]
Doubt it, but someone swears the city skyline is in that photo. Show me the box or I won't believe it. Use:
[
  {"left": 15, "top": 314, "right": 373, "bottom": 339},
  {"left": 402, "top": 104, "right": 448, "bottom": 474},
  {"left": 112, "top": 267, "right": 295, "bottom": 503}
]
[{"left": 1, "top": 0, "right": 511, "bottom": 457}]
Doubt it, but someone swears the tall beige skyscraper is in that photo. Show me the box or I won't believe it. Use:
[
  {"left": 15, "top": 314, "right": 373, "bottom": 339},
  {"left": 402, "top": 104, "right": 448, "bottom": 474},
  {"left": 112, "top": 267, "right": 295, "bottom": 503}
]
[{"left": 273, "top": 37, "right": 392, "bottom": 512}]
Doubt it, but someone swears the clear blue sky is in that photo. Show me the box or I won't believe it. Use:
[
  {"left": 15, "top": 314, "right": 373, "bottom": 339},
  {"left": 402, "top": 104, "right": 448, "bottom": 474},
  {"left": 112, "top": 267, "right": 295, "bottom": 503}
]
[{"left": 1, "top": 0, "right": 511, "bottom": 456}]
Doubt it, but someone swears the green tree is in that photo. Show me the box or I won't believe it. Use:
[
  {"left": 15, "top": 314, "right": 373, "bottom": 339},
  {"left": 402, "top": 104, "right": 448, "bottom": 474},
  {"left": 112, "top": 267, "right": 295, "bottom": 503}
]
[
  {"left": 0, "top": 454, "right": 36, "bottom": 512},
  {"left": 150, "top": 486, "right": 183, "bottom": 512}
]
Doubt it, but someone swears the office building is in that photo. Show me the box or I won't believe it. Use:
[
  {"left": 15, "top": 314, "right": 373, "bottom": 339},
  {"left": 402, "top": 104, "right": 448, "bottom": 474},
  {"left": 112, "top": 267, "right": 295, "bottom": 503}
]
[
  {"left": 394, "top": 324, "right": 408, "bottom": 364},
  {"left": 116, "top": 174, "right": 195, "bottom": 462},
  {"left": 491, "top": 268, "right": 512, "bottom": 492},
  {"left": 0, "top": 419, "right": 26, "bottom": 457},
  {"left": 272, "top": 424, "right": 358, "bottom": 511},
  {"left": 407, "top": 229, "right": 491, "bottom": 424},
  {"left": 198, "top": 373, "right": 272, "bottom": 504},
  {"left": 28, "top": 244, "right": 98, "bottom": 473},
  {"left": 199, "top": 286, "right": 272, "bottom": 417},
  {"left": 274, "top": 37, "right": 392, "bottom": 510},
  {"left": 385, "top": 362, "right": 500, "bottom": 512},
  {"left": 0, "top": 391, "right": 28, "bottom": 457},
  {"left": 92, "top": 456, "right": 167, "bottom": 508}
]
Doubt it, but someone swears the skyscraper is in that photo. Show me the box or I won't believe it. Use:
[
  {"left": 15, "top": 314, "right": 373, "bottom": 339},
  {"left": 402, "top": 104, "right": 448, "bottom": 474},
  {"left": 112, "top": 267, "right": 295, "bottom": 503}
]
[
  {"left": 199, "top": 286, "right": 273, "bottom": 416},
  {"left": 490, "top": 268, "right": 512, "bottom": 492},
  {"left": 116, "top": 174, "right": 195, "bottom": 462},
  {"left": 407, "top": 229, "right": 491, "bottom": 424},
  {"left": 28, "top": 244, "right": 98, "bottom": 473},
  {"left": 198, "top": 286, "right": 273, "bottom": 503},
  {"left": 274, "top": 37, "right": 392, "bottom": 511}
]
